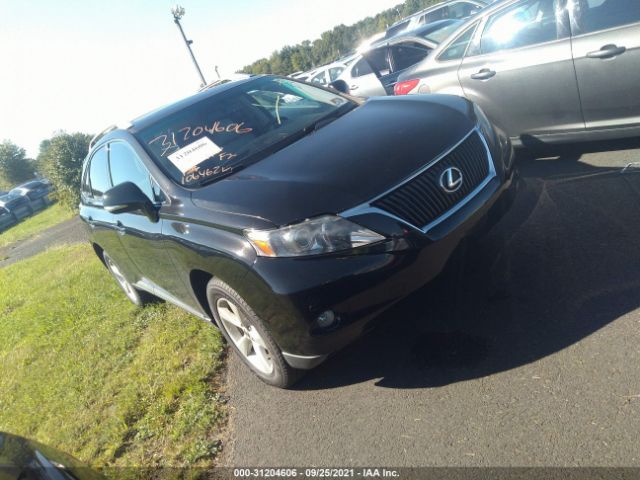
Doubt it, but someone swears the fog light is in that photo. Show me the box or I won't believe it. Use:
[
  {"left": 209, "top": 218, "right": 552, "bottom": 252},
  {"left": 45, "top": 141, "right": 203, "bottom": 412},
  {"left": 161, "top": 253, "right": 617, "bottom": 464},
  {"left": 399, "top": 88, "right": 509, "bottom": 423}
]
[{"left": 316, "top": 310, "right": 337, "bottom": 328}]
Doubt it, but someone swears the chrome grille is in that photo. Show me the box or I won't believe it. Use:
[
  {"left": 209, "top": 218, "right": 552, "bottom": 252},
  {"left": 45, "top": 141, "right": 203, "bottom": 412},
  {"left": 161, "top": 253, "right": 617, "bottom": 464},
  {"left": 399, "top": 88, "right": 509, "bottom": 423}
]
[{"left": 372, "top": 131, "right": 492, "bottom": 230}]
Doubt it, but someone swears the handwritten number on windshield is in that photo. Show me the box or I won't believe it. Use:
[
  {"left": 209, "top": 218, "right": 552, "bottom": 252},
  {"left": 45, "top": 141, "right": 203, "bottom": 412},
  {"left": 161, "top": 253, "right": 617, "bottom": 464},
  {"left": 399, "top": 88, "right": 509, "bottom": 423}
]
[
  {"left": 148, "top": 133, "right": 179, "bottom": 157},
  {"left": 148, "top": 121, "right": 253, "bottom": 157}
]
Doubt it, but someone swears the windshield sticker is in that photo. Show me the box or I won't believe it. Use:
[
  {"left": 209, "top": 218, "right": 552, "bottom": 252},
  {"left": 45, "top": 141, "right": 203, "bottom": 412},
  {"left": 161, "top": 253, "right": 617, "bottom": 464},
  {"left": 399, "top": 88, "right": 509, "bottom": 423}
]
[{"left": 168, "top": 137, "right": 222, "bottom": 174}]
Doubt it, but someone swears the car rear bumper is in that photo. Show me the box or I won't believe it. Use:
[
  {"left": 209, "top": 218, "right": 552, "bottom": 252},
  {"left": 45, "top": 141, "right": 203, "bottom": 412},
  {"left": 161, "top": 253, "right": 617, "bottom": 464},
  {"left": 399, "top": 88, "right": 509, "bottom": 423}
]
[{"left": 244, "top": 167, "right": 518, "bottom": 369}]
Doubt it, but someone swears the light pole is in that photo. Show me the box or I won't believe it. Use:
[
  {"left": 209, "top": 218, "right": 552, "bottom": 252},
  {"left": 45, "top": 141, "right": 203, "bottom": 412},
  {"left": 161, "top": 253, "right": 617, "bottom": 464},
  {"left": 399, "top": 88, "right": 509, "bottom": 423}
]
[{"left": 171, "top": 5, "right": 207, "bottom": 87}]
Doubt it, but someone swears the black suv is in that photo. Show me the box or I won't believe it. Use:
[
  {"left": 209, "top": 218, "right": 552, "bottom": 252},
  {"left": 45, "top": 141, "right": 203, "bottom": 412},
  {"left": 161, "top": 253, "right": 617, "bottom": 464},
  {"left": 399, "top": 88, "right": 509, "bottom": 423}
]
[{"left": 80, "top": 76, "right": 516, "bottom": 387}]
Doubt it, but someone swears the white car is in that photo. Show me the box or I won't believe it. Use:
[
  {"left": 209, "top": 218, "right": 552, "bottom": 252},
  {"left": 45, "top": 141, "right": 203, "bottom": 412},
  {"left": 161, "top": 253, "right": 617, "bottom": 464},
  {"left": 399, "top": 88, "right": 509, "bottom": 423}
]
[
  {"left": 294, "top": 60, "right": 351, "bottom": 87},
  {"left": 335, "top": 19, "right": 462, "bottom": 98}
]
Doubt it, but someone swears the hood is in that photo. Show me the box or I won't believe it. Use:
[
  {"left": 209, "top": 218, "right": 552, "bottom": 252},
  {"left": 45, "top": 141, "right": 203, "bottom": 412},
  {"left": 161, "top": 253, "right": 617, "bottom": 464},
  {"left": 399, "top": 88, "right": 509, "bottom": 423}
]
[{"left": 191, "top": 94, "right": 476, "bottom": 226}]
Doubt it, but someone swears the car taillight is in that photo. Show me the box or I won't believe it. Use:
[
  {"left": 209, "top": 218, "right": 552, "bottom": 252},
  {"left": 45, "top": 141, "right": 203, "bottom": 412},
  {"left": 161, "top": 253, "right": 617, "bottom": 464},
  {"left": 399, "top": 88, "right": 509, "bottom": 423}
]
[{"left": 394, "top": 79, "right": 420, "bottom": 96}]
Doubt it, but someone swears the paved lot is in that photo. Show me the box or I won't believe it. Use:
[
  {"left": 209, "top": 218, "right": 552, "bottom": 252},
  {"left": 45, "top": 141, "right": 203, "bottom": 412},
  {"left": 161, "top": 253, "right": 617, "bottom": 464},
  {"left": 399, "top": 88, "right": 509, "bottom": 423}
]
[{"left": 225, "top": 138, "right": 640, "bottom": 467}]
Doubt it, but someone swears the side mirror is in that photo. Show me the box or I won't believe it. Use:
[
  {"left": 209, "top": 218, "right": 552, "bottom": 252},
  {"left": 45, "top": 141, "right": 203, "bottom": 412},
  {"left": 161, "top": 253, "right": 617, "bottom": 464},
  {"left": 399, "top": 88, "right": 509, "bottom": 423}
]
[
  {"left": 103, "top": 182, "right": 159, "bottom": 223},
  {"left": 328, "top": 79, "right": 349, "bottom": 94}
]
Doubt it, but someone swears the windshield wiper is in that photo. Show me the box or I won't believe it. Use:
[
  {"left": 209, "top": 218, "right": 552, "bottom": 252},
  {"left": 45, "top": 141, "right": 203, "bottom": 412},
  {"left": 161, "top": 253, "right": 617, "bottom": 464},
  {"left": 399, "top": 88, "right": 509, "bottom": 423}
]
[{"left": 303, "top": 103, "right": 356, "bottom": 135}]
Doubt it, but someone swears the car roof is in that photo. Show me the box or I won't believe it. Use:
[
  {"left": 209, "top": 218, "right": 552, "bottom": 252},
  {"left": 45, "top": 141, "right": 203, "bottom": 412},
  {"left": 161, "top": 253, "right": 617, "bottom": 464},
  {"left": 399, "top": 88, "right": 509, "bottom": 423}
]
[
  {"left": 18, "top": 181, "right": 42, "bottom": 188},
  {"left": 369, "top": 20, "right": 457, "bottom": 50},
  {"left": 388, "top": 0, "right": 488, "bottom": 28},
  {"left": 392, "top": 18, "right": 463, "bottom": 39}
]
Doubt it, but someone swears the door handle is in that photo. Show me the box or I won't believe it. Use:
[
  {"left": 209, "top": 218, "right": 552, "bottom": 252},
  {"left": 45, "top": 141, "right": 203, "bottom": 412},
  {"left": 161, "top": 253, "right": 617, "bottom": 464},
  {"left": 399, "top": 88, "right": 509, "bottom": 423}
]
[
  {"left": 587, "top": 44, "right": 626, "bottom": 59},
  {"left": 349, "top": 84, "right": 359, "bottom": 90},
  {"left": 471, "top": 68, "right": 496, "bottom": 80},
  {"left": 116, "top": 221, "right": 126, "bottom": 235}
]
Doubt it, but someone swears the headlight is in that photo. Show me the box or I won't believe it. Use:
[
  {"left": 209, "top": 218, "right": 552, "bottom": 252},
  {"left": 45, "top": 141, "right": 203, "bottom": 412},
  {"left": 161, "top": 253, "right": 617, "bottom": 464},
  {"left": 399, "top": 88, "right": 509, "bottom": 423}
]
[
  {"left": 245, "top": 215, "right": 386, "bottom": 257},
  {"left": 473, "top": 103, "right": 494, "bottom": 141}
]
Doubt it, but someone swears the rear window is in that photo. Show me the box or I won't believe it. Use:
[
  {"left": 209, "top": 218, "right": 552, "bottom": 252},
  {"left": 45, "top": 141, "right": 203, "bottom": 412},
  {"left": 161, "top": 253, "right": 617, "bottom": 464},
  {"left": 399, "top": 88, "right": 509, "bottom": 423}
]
[
  {"left": 386, "top": 20, "right": 411, "bottom": 38},
  {"left": 135, "top": 77, "right": 354, "bottom": 188}
]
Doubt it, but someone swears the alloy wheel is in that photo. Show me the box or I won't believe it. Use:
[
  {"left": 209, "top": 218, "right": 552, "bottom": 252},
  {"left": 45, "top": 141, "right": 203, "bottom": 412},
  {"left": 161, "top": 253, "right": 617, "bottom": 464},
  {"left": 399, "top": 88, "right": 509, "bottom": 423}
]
[
  {"left": 216, "top": 297, "right": 274, "bottom": 375},
  {"left": 106, "top": 256, "right": 138, "bottom": 303}
]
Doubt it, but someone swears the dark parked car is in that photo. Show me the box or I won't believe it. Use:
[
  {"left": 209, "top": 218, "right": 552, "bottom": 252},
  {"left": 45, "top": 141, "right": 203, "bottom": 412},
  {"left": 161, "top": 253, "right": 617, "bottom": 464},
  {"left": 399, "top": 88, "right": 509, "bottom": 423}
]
[
  {"left": 11, "top": 180, "right": 52, "bottom": 210},
  {"left": 395, "top": 0, "right": 640, "bottom": 145},
  {"left": 80, "top": 76, "right": 516, "bottom": 387},
  {"left": 0, "top": 206, "right": 18, "bottom": 232},
  {"left": 0, "top": 191, "right": 33, "bottom": 221}
]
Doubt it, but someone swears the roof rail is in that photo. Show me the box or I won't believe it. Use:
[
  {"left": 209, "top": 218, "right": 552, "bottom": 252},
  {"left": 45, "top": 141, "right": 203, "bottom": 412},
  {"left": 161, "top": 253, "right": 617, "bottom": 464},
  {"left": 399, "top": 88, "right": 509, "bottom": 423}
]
[{"left": 89, "top": 124, "right": 118, "bottom": 151}]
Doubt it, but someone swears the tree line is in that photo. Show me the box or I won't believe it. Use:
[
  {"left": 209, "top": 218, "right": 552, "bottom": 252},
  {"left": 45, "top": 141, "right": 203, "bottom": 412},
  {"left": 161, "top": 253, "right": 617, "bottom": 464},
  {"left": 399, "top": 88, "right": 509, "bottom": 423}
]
[
  {"left": 0, "top": 133, "right": 91, "bottom": 211},
  {"left": 241, "top": 0, "right": 440, "bottom": 75}
]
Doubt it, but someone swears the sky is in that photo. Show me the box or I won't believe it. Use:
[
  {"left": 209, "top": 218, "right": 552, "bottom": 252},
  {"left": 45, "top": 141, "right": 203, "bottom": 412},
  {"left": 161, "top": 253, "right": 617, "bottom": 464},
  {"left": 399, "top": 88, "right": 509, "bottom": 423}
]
[{"left": 0, "top": 0, "right": 402, "bottom": 158}]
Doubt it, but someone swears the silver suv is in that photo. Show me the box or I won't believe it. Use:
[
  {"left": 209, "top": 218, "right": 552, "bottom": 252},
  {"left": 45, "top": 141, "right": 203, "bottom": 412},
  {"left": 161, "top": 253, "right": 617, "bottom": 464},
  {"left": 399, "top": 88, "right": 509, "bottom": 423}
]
[{"left": 395, "top": 0, "right": 640, "bottom": 146}]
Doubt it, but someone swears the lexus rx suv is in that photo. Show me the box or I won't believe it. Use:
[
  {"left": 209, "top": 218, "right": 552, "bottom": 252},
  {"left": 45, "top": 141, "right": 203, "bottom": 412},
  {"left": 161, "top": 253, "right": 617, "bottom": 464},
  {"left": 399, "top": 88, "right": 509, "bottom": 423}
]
[{"left": 80, "top": 76, "right": 516, "bottom": 387}]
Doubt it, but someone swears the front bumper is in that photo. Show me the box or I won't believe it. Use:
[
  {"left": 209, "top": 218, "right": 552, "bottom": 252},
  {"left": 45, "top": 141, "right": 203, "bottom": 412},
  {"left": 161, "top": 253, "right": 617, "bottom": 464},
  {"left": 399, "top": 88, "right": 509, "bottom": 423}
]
[{"left": 240, "top": 160, "right": 518, "bottom": 369}]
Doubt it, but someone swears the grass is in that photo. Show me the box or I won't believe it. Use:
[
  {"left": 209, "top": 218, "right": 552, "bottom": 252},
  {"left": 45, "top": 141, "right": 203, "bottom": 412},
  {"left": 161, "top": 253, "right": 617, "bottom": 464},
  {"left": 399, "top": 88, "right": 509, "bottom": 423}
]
[
  {"left": 0, "top": 203, "right": 76, "bottom": 248},
  {"left": 0, "top": 244, "right": 227, "bottom": 475}
]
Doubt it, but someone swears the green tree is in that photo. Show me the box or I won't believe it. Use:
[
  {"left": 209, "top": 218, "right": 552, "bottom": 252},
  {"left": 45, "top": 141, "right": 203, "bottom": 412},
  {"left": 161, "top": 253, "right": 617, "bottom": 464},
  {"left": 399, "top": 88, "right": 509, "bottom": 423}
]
[
  {"left": 0, "top": 141, "right": 35, "bottom": 188},
  {"left": 241, "top": 0, "right": 440, "bottom": 75},
  {"left": 39, "top": 132, "right": 92, "bottom": 211}
]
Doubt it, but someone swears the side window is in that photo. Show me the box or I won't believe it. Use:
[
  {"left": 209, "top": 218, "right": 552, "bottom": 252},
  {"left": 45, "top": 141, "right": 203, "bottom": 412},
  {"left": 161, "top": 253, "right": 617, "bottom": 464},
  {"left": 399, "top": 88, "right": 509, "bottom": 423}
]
[
  {"left": 391, "top": 43, "right": 431, "bottom": 71},
  {"left": 328, "top": 67, "right": 344, "bottom": 81},
  {"left": 88, "top": 146, "right": 111, "bottom": 198},
  {"left": 480, "top": 0, "right": 561, "bottom": 55},
  {"left": 362, "top": 47, "right": 390, "bottom": 75},
  {"left": 81, "top": 163, "right": 91, "bottom": 197},
  {"left": 439, "top": 24, "right": 478, "bottom": 61},
  {"left": 109, "top": 142, "right": 156, "bottom": 201},
  {"left": 574, "top": 0, "right": 640, "bottom": 34},
  {"left": 310, "top": 71, "right": 327, "bottom": 85},
  {"left": 425, "top": 7, "right": 447, "bottom": 23},
  {"left": 352, "top": 57, "right": 373, "bottom": 77},
  {"left": 448, "top": 2, "right": 478, "bottom": 18}
]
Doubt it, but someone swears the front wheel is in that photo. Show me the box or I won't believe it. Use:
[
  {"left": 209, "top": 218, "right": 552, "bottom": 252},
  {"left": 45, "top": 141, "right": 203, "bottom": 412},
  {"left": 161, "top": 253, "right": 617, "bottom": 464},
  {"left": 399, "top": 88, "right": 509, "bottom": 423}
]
[
  {"left": 207, "top": 278, "right": 303, "bottom": 388},
  {"left": 103, "top": 251, "right": 155, "bottom": 307}
]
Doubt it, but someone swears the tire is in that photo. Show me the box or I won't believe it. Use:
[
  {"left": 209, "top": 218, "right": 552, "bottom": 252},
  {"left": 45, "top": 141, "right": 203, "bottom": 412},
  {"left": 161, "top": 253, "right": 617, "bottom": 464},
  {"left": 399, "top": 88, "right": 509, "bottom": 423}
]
[
  {"left": 207, "top": 278, "right": 303, "bottom": 388},
  {"left": 102, "top": 251, "right": 155, "bottom": 307}
]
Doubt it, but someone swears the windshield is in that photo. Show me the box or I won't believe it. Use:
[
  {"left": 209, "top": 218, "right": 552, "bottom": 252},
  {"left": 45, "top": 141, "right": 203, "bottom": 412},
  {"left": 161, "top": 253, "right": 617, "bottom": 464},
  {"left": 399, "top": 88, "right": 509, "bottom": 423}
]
[
  {"left": 420, "top": 21, "right": 463, "bottom": 44},
  {"left": 136, "top": 77, "right": 355, "bottom": 188}
]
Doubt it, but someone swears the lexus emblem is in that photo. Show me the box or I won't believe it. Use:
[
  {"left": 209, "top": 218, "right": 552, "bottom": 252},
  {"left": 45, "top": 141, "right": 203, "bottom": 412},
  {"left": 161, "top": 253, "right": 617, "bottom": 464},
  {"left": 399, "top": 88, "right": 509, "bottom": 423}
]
[{"left": 439, "top": 167, "right": 464, "bottom": 193}]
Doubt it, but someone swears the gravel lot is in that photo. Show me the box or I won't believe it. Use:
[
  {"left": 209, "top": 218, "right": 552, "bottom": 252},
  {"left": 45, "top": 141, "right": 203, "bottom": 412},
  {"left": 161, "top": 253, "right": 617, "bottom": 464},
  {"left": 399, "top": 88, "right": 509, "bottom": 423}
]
[
  {"left": 225, "top": 138, "right": 640, "bottom": 467},
  {"left": 0, "top": 216, "right": 86, "bottom": 268}
]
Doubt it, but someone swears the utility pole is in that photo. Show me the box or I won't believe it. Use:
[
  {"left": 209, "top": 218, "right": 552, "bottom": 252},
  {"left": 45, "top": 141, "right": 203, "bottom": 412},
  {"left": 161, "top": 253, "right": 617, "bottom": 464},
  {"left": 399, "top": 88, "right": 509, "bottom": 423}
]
[{"left": 171, "top": 5, "right": 207, "bottom": 87}]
